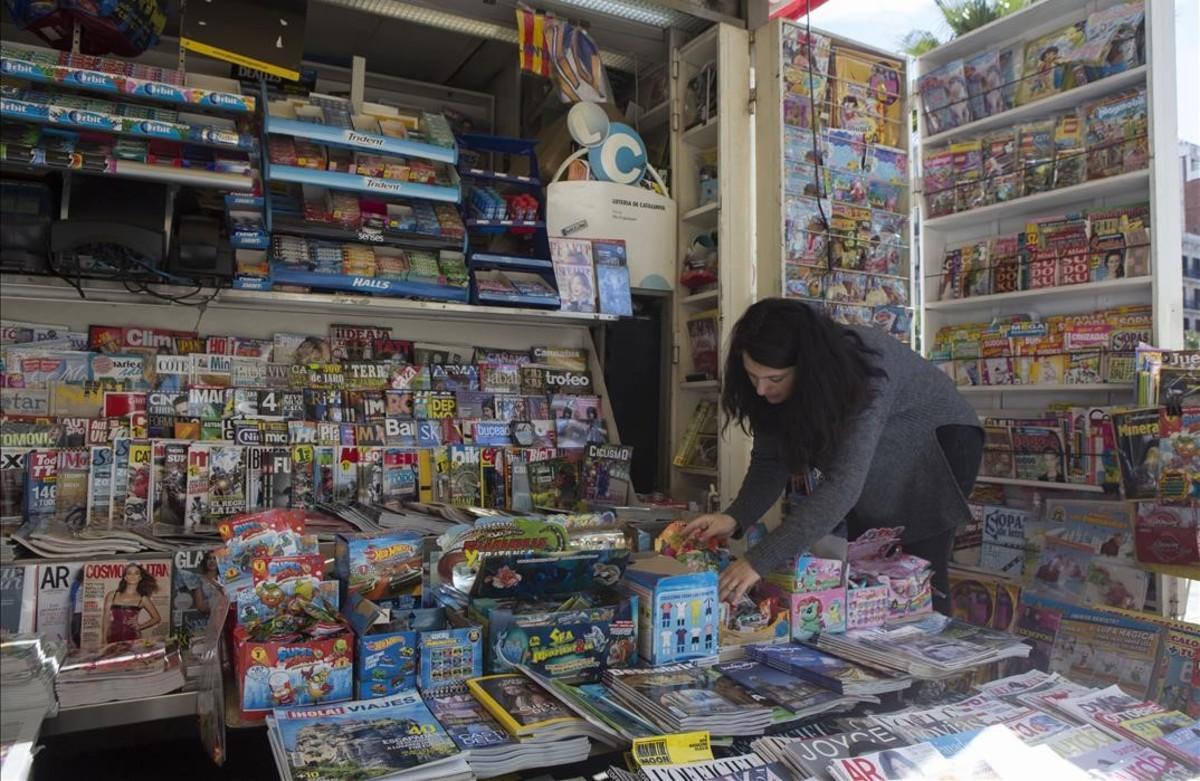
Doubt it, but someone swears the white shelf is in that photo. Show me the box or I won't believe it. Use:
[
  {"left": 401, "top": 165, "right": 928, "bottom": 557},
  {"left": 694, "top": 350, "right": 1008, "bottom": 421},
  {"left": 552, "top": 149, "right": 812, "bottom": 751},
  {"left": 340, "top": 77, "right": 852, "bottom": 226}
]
[
  {"left": 681, "top": 380, "right": 720, "bottom": 390},
  {"left": 976, "top": 476, "right": 1106, "bottom": 493},
  {"left": 682, "top": 201, "right": 720, "bottom": 227},
  {"left": 924, "top": 171, "right": 1151, "bottom": 231},
  {"left": 958, "top": 383, "right": 1134, "bottom": 394},
  {"left": 41, "top": 691, "right": 198, "bottom": 736},
  {"left": 674, "top": 465, "right": 718, "bottom": 477},
  {"left": 925, "top": 276, "right": 1153, "bottom": 312},
  {"left": 636, "top": 101, "right": 670, "bottom": 134},
  {"left": 682, "top": 117, "right": 719, "bottom": 148},
  {"left": 922, "top": 67, "right": 1148, "bottom": 147},
  {"left": 917, "top": 0, "right": 1083, "bottom": 68},
  {"left": 681, "top": 289, "right": 719, "bottom": 307},
  {"left": 0, "top": 275, "right": 618, "bottom": 327}
]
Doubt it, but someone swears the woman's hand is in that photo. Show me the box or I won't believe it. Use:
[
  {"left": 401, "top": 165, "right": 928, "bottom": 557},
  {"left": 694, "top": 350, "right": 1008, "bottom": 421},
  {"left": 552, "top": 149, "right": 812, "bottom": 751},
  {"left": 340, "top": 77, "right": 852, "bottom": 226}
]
[
  {"left": 682, "top": 513, "right": 738, "bottom": 542},
  {"left": 720, "top": 560, "right": 762, "bottom": 603}
]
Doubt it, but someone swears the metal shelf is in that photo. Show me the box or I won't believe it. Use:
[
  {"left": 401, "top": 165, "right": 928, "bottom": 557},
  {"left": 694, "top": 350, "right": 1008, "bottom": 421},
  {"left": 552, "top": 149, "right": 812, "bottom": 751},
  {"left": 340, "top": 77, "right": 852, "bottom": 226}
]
[
  {"left": 925, "top": 276, "right": 1153, "bottom": 312},
  {"left": 1, "top": 97, "right": 257, "bottom": 152},
  {"left": 458, "top": 167, "right": 541, "bottom": 187},
  {"left": 469, "top": 253, "right": 553, "bottom": 270},
  {"left": 958, "top": 383, "right": 1134, "bottom": 394},
  {"left": 923, "top": 171, "right": 1150, "bottom": 231},
  {"left": 268, "top": 164, "right": 461, "bottom": 203},
  {"left": 0, "top": 274, "right": 619, "bottom": 327},
  {"left": 270, "top": 217, "right": 462, "bottom": 251},
  {"left": 1, "top": 47, "right": 255, "bottom": 113},
  {"left": 975, "top": 476, "right": 1106, "bottom": 493},
  {"left": 266, "top": 116, "right": 456, "bottom": 165},
  {"left": 268, "top": 265, "right": 470, "bottom": 302},
  {"left": 922, "top": 67, "right": 1148, "bottom": 147},
  {"left": 41, "top": 691, "right": 197, "bottom": 736}
]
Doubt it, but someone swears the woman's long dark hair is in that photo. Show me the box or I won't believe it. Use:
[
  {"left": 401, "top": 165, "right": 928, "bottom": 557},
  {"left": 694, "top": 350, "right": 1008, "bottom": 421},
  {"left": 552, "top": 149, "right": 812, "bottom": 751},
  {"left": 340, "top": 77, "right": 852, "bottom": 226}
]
[{"left": 722, "top": 299, "right": 886, "bottom": 472}]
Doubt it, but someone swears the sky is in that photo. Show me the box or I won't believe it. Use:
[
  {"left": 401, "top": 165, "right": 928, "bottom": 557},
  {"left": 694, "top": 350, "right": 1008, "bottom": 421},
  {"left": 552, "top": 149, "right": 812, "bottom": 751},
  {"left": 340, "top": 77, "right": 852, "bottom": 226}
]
[{"left": 806, "top": 0, "right": 1200, "bottom": 144}]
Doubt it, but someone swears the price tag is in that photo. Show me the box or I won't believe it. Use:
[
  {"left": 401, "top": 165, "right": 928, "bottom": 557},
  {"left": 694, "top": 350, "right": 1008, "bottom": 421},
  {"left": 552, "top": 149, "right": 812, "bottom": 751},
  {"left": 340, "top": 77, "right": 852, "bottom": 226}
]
[
  {"left": 364, "top": 177, "right": 403, "bottom": 194},
  {"left": 632, "top": 731, "right": 713, "bottom": 767}
]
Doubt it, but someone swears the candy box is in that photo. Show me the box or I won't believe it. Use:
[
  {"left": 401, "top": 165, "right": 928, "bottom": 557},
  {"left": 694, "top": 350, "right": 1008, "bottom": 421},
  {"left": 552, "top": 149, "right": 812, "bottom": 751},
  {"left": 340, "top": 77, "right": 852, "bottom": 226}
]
[
  {"left": 232, "top": 625, "right": 354, "bottom": 720},
  {"left": 620, "top": 554, "right": 718, "bottom": 665},
  {"left": 335, "top": 531, "right": 425, "bottom": 608},
  {"left": 469, "top": 590, "right": 638, "bottom": 679}
]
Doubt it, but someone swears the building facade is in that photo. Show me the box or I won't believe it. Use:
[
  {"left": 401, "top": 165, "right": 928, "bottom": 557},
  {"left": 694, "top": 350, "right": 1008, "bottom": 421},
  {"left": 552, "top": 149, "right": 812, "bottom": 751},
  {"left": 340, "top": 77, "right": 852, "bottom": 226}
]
[{"left": 1182, "top": 142, "right": 1200, "bottom": 344}]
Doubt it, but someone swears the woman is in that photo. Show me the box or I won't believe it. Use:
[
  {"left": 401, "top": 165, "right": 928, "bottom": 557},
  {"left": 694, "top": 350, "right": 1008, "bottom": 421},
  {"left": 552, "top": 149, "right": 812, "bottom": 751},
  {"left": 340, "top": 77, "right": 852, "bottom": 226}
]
[
  {"left": 189, "top": 551, "right": 223, "bottom": 616},
  {"left": 683, "top": 299, "right": 983, "bottom": 612},
  {"left": 101, "top": 562, "right": 162, "bottom": 643}
]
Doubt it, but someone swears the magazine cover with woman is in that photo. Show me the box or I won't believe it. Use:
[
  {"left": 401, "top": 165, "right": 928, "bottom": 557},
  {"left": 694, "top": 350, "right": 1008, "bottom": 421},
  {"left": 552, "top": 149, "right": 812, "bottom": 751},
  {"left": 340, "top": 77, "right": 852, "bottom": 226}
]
[{"left": 79, "top": 558, "right": 171, "bottom": 651}]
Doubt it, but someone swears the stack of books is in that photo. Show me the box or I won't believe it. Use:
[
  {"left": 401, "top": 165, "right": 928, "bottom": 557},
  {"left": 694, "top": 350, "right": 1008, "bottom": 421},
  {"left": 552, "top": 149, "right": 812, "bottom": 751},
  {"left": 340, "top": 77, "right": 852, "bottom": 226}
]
[
  {"left": 55, "top": 639, "right": 184, "bottom": 708},
  {"left": 745, "top": 643, "right": 913, "bottom": 696},
  {"left": 424, "top": 683, "right": 590, "bottom": 778},
  {"left": 603, "top": 662, "right": 774, "bottom": 735},
  {"left": 266, "top": 691, "right": 471, "bottom": 781},
  {"left": 813, "top": 613, "right": 1031, "bottom": 678}
]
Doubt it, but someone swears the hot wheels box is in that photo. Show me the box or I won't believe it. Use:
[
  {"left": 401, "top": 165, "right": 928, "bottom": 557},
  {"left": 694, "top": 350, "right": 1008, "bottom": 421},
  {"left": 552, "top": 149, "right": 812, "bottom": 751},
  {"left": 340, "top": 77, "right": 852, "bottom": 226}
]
[
  {"left": 346, "top": 595, "right": 482, "bottom": 698},
  {"left": 334, "top": 531, "right": 424, "bottom": 609},
  {"left": 232, "top": 625, "right": 354, "bottom": 721},
  {"left": 469, "top": 590, "right": 638, "bottom": 679},
  {"left": 620, "top": 555, "right": 718, "bottom": 666}
]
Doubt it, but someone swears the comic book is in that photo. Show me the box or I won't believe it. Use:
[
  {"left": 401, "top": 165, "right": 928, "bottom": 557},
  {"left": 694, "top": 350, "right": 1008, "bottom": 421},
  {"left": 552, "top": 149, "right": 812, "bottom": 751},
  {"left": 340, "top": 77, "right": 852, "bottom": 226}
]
[
  {"left": 1011, "top": 426, "right": 1066, "bottom": 483},
  {"left": 1053, "top": 112, "right": 1086, "bottom": 189},
  {"left": 918, "top": 59, "right": 970, "bottom": 135},
  {"left": 1084, "top": 88, "right": 1149, "bottom": 180},
  {"left": 1017, "top": 23, "right": 1086, "bottom": 105},
  {"left": 1018, "top": 119, "right": 1056, "bottom": 196},
  {"left": 1048, "top": 613, "right": 1162, "bottom": 699}
]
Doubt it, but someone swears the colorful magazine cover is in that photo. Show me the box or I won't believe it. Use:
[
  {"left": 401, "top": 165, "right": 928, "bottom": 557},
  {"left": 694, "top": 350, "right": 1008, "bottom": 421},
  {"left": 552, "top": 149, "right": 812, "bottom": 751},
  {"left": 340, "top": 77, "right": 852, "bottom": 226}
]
[
  {"left": 78, "top": 558, "right": 172, "bottom": 651},
  {"left": 549, "top": 237, "right": 597, "bottom": 314},
  {"left": 592, "top": 239, "right": 633, "bottom": 317},
  {"left": 467, "top": 673, "right": 577, "bottom": 737},
  {"left": 270, "top": 691, "right": 461, "bottom": 780}
]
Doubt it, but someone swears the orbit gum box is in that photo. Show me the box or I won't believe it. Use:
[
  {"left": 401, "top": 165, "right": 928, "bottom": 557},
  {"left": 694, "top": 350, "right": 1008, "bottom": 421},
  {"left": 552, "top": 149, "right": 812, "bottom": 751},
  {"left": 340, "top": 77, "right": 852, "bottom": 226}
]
[{"left": 334, "top": 531, "right": 425, "bottom": 609}]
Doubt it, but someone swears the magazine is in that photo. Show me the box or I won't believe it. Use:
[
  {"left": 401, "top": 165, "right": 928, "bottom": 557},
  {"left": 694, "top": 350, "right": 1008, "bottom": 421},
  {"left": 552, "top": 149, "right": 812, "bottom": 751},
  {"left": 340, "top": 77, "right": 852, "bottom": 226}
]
[
  {"left": 79, "top": 558, "right": 172, "bottom": 651},
  {"left": 592, "top": 239, "right": 633, "bottom": 317},
  {"left": 827, "top": 742, "right": 950, "bottom": 781},
  {"left": 267, "top": 691, "right": 466, "bottom": 781},
  {"left": 686, "top": 310, "right": 719, "bottom": 381},
  {"left": 550, "top": 238, "right": 597, "bottom": 314},
  {"left": 781, "top": 723, "right": 909, "bottom": 781},
  {"left": 466, "top": 673, "right": 578, "bottom": 739},
  {"left": 746, "top": 643, "right": 909, "bottom": 696},
  {"left": 714, "top": 660, "right": 845, "bottom": 715}
]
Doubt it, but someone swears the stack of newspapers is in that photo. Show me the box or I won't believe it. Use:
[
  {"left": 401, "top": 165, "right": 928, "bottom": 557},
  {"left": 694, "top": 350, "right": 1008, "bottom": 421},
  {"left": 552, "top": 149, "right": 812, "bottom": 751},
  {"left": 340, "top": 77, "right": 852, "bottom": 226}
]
[
  {"left": 1, "top": 634, "right": 64, "bottom": 781},
  {"left": 813, "top": 613, "right": 1030, "bottom": 678},
  {"left": 266, "top": 691, "right": 471, "bottom": 781},
  {"left": 603, "top": 662, "right": 774, "bottom": 735},
  {"left": 55, "top": 639, "right": 184, "bottom": 708}
]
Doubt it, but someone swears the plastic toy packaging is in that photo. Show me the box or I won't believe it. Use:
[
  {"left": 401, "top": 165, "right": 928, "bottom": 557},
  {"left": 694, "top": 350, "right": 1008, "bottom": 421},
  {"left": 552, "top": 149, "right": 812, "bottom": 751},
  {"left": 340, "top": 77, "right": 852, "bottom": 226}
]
[
  {"left": 679, "top": 232, "right": 718, "bottom": 293},
  {"left": 848, "top": 526, "right": 933, "bottom": 621},
  {"left": 655, "top": 519, "right": 729, "bottom": 573}
]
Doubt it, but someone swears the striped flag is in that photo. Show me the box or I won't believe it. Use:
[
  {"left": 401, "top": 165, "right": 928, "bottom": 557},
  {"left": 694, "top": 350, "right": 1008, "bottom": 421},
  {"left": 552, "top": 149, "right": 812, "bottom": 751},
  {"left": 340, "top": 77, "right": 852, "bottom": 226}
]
[{"left": 516, "top": 6, "right": 550, "bottom": 76}]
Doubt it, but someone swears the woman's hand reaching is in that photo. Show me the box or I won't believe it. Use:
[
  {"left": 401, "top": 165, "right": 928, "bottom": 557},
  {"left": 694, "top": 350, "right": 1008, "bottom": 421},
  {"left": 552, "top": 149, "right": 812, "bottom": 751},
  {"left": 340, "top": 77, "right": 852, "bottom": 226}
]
[{"left": 681, "top": 513, "right": 738, "bottom": 542}]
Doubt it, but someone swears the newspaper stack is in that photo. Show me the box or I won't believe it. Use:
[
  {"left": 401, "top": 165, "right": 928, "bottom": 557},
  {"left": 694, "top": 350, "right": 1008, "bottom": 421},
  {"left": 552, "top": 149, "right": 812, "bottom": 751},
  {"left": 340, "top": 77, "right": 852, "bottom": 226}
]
[
  {"left": 602, "top": 662, "right": 774, "bottom": 736},
  {"left": 745, "top": 643, "right": 913, "bottom": 696},
  {"left": 2, "top": 634, "right": 65, "bottom": 781},
  {"left": 773, "top": 722, "right": 910, "bottom": 780},
  {"left": 12, "top": 529, "right": 175, "bottom": 559},
  {"left": 55, "top": 639, "right": 184, "bottom": 708},
  {"left": 813, "top": 613, "right": 1030, "bottom": 678},
  {"left": 267, "top": 691, "right": 471, "bottom": 781},
  {"left": 605, "top": 753, "right": 790, "bottom": 781},
  {"left": 714, "top": 660, "right": 878, "bottom": 720},
  {"left": 424, "top": 683, "right": 591, "bottom": 778}
]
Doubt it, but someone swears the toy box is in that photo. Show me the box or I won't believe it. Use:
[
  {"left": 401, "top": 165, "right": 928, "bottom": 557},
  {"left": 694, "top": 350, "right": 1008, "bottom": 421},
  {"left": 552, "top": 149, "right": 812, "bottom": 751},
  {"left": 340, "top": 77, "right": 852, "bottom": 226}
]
[
  {"left": 620, "top": 554, "right": 718, "bottom": 665},
  {"left": 334, "top": 531, "right": 424, "bottom": 609},
  {"left": 232, "top": 625, "right": 354, "bottom": 720},
  {"left": 469, "top": 548, "right": 630, "bottom": 599},
  {"left": 720, "top": 587, "right": 790, "bottom": 650},
  {"left": 764, "top": 554, "right": 848, "bottom": 641},
  {"left": 345, "top": 594, "right": 482, "bottom": 698},
  {"left": 846, "top": 582, "right": 891, "bottom": 629},
  {"left": 848, "top": 528, "right": 933, "bottom": 621},
  {"left": 469, "top": 591, "right": 638, "bottom": 680}
]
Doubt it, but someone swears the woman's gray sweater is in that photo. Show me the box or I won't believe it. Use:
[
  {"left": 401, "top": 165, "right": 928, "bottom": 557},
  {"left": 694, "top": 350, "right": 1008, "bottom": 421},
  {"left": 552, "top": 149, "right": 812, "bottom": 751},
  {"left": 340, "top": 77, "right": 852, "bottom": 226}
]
[{"left": 725, "top": 324, "right": 982, "bottom": 575}]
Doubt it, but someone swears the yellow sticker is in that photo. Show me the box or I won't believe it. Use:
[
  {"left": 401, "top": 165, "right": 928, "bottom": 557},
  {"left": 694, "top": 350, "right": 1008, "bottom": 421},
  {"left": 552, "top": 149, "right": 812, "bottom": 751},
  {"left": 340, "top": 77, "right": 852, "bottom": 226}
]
[
  {"left": 632, "top": 731, "right": 713, "bottom": 767},
  {"left": 179, "top": 38, "right": 301, "bottom": 82}
]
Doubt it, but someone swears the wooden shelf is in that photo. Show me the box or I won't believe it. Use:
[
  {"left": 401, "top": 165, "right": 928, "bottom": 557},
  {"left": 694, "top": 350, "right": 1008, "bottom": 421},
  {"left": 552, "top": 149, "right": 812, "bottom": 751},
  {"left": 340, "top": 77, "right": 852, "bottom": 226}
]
[
  {"left": 925, "top": 276, "right": 1153, "bottom": 312},
  {"left": 923, "top": 171, "right": 1150, "bottom": 231},
  {"left": 922, "top": 67, "right": 1147, "bottom": 147},
  {"left": 975, "top": 476, "right": 1106, "bottom": 493}
]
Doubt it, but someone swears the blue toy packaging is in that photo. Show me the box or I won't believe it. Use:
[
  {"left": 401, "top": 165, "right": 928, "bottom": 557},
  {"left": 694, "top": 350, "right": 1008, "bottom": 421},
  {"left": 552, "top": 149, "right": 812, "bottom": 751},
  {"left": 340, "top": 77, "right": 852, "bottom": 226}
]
[
  {"left": 334, "top": 531, "right": 424, "bottom": 609},
  {"left": 620, "top": 555, "right": 719, "bottom": 665},
  {"left": 346, "top": 593, "right": 482, "bottom": 698}
]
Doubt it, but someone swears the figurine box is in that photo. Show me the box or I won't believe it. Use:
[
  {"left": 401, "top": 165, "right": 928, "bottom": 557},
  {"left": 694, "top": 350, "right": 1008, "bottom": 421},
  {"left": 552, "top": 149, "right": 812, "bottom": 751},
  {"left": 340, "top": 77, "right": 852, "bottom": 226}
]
[
  {"left": 231, "top": 625, "right": 354, "bottom": 720},
  {"left": 620, "top": 554, "right": 719, "bottom": 665}
]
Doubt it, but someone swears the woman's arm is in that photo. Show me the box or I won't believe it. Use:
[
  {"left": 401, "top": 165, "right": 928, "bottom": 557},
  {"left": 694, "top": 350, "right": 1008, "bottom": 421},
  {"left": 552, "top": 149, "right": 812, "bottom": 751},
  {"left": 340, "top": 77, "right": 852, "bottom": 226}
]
[
  {"left": 723, "top": 432, "right": 791, "bottom": 535},
  {"left": 139, "top": 596, "right": 162, "bottom": 632},
  {"left": 741, "top": 377, "right": 894, "bottom": 575},
  {"left": 101, "top": 591, "right": 114, "bottom": 642}
]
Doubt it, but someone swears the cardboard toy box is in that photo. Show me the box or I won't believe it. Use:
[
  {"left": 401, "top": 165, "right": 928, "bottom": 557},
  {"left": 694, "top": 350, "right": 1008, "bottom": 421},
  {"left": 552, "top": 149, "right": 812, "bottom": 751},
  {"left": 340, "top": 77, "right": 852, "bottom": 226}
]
[
  {"left": 620, "top": 554, "right": 718, "bottom": 665},
  {"left": 1134, "top": 503, "right": 1200, "bottom": 567},
  {"left": 334, "top": 531, "right": 425, "bottom": 609},
  {"left": 848, "top": 527, "right": 933, "bottom": 621},
  {"left": 469, "top": 591, "right": 638, "bottom": 680},
  {"left": 346, "top": 594, "right": 482, "bottom": 699},
  {"left": 719, "top": 588, "right": 790, "bottom": 650},
  {"left": 232, "top": 625, "right": 354, "bottom": 720}
]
